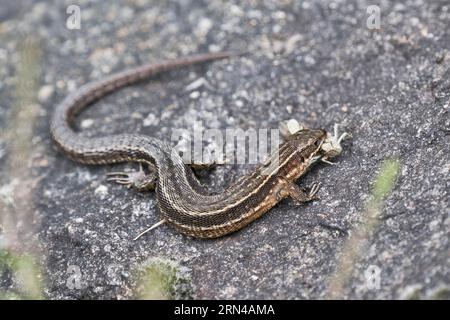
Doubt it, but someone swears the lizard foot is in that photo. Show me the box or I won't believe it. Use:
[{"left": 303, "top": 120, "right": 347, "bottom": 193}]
[
  {"left": 288, "top": 182, "right": 321, "bottom": 203},
  {"left": 106, "top": 163, "right": 156, "bottom": 191}
]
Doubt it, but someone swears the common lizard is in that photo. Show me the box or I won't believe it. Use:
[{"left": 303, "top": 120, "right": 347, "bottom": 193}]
[{"left": 50, "top": 52, "right": 347, "bottom": 238}]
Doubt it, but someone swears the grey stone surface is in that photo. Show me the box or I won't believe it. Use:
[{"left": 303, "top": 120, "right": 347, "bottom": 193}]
[{"left": 0, "top": 0, "right": 448, "bottom": 299}]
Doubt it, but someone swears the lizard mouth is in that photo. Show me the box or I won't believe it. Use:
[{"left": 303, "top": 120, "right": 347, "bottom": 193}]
[
  {"left": 279, "top": 119, "right": 349, "bottom": 165},
  {"left": 312, "top": 124, "right": 349, "bottom": 164}
]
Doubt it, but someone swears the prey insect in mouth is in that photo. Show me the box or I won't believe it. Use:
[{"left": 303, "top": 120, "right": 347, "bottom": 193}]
[{"left": 50, "top": 52, "right": 348, "bottom": 239}]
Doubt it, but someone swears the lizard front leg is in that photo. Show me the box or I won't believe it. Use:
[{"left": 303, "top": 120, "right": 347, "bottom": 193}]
[
  {"left": 274, "top": 177, "right": 321, "bottom": 203},
  {"left": 286, "top": 182, "right": 321, "bottom": 203}
]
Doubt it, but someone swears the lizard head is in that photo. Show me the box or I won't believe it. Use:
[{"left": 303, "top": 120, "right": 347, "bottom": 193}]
[
  {"left": 280, "top": 120, "right": 349, "bottom": 165},
  {"left": 284, "top": 128, "right": 328, "bottom": 163}
]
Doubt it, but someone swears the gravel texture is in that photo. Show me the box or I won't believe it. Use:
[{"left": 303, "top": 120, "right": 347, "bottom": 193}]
[{"left": 0, "top": 0, "right": 449, "bottom": 299}]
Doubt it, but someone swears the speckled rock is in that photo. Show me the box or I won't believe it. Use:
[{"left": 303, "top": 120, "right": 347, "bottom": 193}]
[{"left": 0, "top": 0, "right": 448, "bottom": 299}]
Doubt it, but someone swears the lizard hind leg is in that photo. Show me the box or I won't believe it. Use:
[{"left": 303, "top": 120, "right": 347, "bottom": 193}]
[{"left": 106, "top": 163, "right": 157, "bottom": 191}]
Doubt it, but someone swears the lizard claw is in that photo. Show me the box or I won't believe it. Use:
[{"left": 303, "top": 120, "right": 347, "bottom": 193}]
[
  {"left": 107, "top": 172, "right": 138, "bottom": 187},
  {"left": 106, "top": 164, "right": 156, "bottom": 191},
  {"left": 308, "top": 182, "right": 321, "bottom": 200}
]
